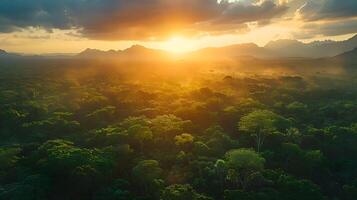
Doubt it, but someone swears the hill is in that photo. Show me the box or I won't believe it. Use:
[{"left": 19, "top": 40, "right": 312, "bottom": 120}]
[
  {"left": 330, "top": 47, "right": 357, "bottom": 66},
  {"left": 0, "top": 49, "right": 20, "bottom": 59},
  {"left": 265, "top": 35, "right": 357, "bottom": 58},
  {"left": 190, "top": 43, "right": 274, "bottom": 59},
  {"left": 77, "top": 45, "right": 169, "bottom": 61},
  {"left": 76, "top": 34, "right": 357, "bottom": 60}
]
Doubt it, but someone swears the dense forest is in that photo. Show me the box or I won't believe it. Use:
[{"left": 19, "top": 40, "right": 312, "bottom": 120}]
[{"left": 1, "top": 61, "right": 357, "bottom": 200}]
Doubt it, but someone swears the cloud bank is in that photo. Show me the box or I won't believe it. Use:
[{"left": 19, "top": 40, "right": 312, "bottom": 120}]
[
  {"left": 298, "top": 0, "right": 357, "bottom": 21},
  {"left": 293, "top": 0, "right": 357, "bottom": 38},
  {"left": 1, "top": 0, "right": 357, "bottom": 41},
  {"left": 0, "top": 0, "right": 287, "bottom": 40}
]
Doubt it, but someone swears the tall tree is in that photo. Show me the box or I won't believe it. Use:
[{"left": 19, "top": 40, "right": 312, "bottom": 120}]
[{"left": 238, "top": 110, "right": 290, "bottom": 152}]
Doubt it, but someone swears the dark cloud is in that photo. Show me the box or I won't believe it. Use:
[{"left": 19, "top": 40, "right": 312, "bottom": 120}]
[
  {"left": 295, "top": 18, "right": 357, "bottom": 39},
  {"left": 294, "top": 0, "right": 357, "bottom": 38},
  {"left": 0, "top": 0, "right": 287, "bottom": 40},
  {"left": 298, "top": 0, "right": 357, "bottom": 21}
]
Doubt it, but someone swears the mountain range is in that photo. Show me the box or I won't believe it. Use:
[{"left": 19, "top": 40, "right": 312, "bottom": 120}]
[
  {"left": 76, "top": 34, "right": 357, "bottom": 59},
  {"left": 1, "top": 34, "right": 357, "bottom": 60},
  {"left": 265, "top": 35, "right": 357, "bottom": 58},
  {"left": 0, "top": 50, "right": 22, "bottom": 59},
  {"left": 332, "top": 47, "right": 357, "bottom": 64},
  {"left": 77, "top": 45, "right": 169, "bottom": 60}
]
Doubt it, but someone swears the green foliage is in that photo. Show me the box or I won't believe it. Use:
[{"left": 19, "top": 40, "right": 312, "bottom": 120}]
[
  {"left": 132, "top": 160, "right": 163, "bottom": 194},
  {"left": 160, "top": 184, "right": 213, "bottom": 200},
  {"left": 36, "top": 139, "right": 115, "bottom": 178},
  {"left": 225, "top": 149, "right": 265, "bottom": 172},
  {"left": 225, "top": 149, "right": 265, "bottom": 189},
  {"left": 21, "top": 112, "right": 80, "bottom": 139},
  {"left": 0, "top": 175, "right": 50, "bottom": 200},
  {"left": 239, "top": 110, "right": 290, "bottom": 152},
  {"left": 175, "top": 133, "right": 194, "bottom": 146},
  {"left": 1, "top": 65, "right": 357, "bottom": 200},
  {"left": 151, "top": 115, "right": 192, "bottom": 137},
  {"left": 0, "top": 147, "right": 21, "bottom": 171},
  {"left": 276, "top": 174, "right": 325, "bottom": 200},
  {"left": 94, "top": 179, "right": 132, "bottom": 200}
]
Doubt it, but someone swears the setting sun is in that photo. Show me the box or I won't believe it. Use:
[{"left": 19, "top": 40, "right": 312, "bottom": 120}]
[{"left": 162, "top": 36, "right": 195, "bottom": 54}]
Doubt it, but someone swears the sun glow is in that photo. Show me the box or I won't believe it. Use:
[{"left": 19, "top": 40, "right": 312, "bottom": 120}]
[{"left": 162, "top": 35, "right": 195, "bottom": 54}]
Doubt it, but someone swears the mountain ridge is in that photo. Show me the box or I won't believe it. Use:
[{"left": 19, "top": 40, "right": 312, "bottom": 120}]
[
  {"left": 2, "top": 34, "right": 357, "bottom": 59},
  {"left": 265, "top": 34, "right": 357, "bottom": 58},
  {"left": 77, "top": 34, "right": 357, "bottom": 59},
  {"left": 332, "top": 47, "right": 357, "bottom": 64}
]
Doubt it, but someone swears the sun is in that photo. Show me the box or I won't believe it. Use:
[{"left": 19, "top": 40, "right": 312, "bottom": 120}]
[{"left": 162, "top": 35, "right": 194, "bottom": 54}]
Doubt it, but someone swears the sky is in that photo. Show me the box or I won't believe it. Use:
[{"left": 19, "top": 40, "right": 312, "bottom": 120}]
[{"left": 0, "top": 0, "right": 357, "bottom": 54}]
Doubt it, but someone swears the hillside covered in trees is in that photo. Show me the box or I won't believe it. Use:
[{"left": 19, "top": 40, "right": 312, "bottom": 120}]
[{"left": 0, "top": 60, "right": 357, "bottom": 200}]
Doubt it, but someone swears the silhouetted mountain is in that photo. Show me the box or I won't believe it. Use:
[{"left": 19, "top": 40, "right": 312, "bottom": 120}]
[
  {"left": 332, "top": 48, "right": 357, "bottom": 64},
  {"left": 122, "top": 45, "right": 168, "bottom": 58},
  {"left": 123, "top": 45, "right": 149, "bottom": 54},
  {"left": 0, "top": 49, "right": 20, "bottom": 59},
  {"left": 77, "top": 48, "right": 121, "bottom": 58},
  {"left": 266, "top": 34, "right": 357, "bottom": 58},
  {"left": 76, "top": 34, "right": 357, "bottom": 59},
  {"left": 191, "top": 43, "right": 274, "bottom": 59},
  {"left": 0, "top": 49, "right": 7, "bottom": 55},
  {"left": 77, "top": 45, "right": 168, "bottom": 61}
]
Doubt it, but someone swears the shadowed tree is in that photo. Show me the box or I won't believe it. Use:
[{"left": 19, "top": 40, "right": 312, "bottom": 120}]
[
  {"left": 160, "top": 184, "right": 213, "bottom": 200},
  {"left": 132, "top": 160, "right": 163, "bottom": 194},
  {"left": 215, "top": 159, "right": 227, "bottom": 193},
  {"left": 127, "top": 124, "right": 152, "bottom": 152}
]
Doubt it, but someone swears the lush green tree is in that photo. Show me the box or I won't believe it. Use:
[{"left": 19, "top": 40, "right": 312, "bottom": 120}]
[
  {"left": 0, "top": 147, "right": 22, "bottom": 183},
  {"left": 85, "top": 106, "right": 116, "bottom": 127},
  {"left": 160, "top": 184, "right": 213, "bottom": 200},
  {"left": 193, "top": 141, "right": 211, "bottom": 156},
  {"left": 175, "top": 133, "right": 194, "bottom": 151},
  {"left": 215, "top": 159, "right": 227, "bottom": 193},
  {"left": 0, "top": 175, "right": 50, "bottom": 200},
  {"left": 277, "top": 174, "right": 325, "bottom": 200},
  {"left": 132, "top": 160, "right": 163, "bottom": 194},
  {"left": 127, "top": 124, "right": 152, "bottom": 152},
  {"left": 34, "top": 139, "right": 115, "bottom": 198},
  {"left": 94, "top": 179, "right": 132, "bottom": 200},
  {"left": 151, "top": 115, "right": 192, "bottom": 138},
  {"left": 21, "top": 112, "right": 80, "bottom": 139},
  {"left": 204, "top": 126, "right": 238, "bottom": 156},
  {"left": 225, "top": 149, "right": 265, "bottom": 189},
  {"left": 0, "top": 147, "right": 21, "bottom": 171},
  {"left": 238, "top": 110, "right": 290, "bottom": 152}
]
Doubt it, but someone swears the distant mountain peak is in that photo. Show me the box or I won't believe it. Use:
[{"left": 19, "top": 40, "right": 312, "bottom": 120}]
[
  {"left": 348, "top": 34, "right": 357, "bottom": 41},
  {"left": 0, "top": 49, "right": 7, "bottom": 54},
  {"left": 81, "top": 48, "right": 101, "bottom": 53},
  {"left": 335, "top": 47, "right": 357, "bottom": 57},
  {"left": 77, "top": 48, "right": 104, "bottom": 57},
  {"left": 124, "top": 44, "right": 149, "bottom": 52},
  {"left": 227, "top": 43, "right": 260, "bottom": 49},
  {"left": 129, "top": 44, "right": 146, "bottom": 49},
  {"left": 265, "top": 39, "right": 304, "bottom": 49}
]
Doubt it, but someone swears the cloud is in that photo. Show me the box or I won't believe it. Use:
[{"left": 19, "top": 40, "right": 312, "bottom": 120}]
[
  {"left": 0, "top": 0, "right": 288, "bottom": 40},
  {"left": 292, "top": 0, "right": 357, "bottom": 38},
  {"left": 298, "top": 0, "right": 357, "bottom": 21},
  {"left": 295, "top": 18, "right": 357, "bottom": 39}
]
